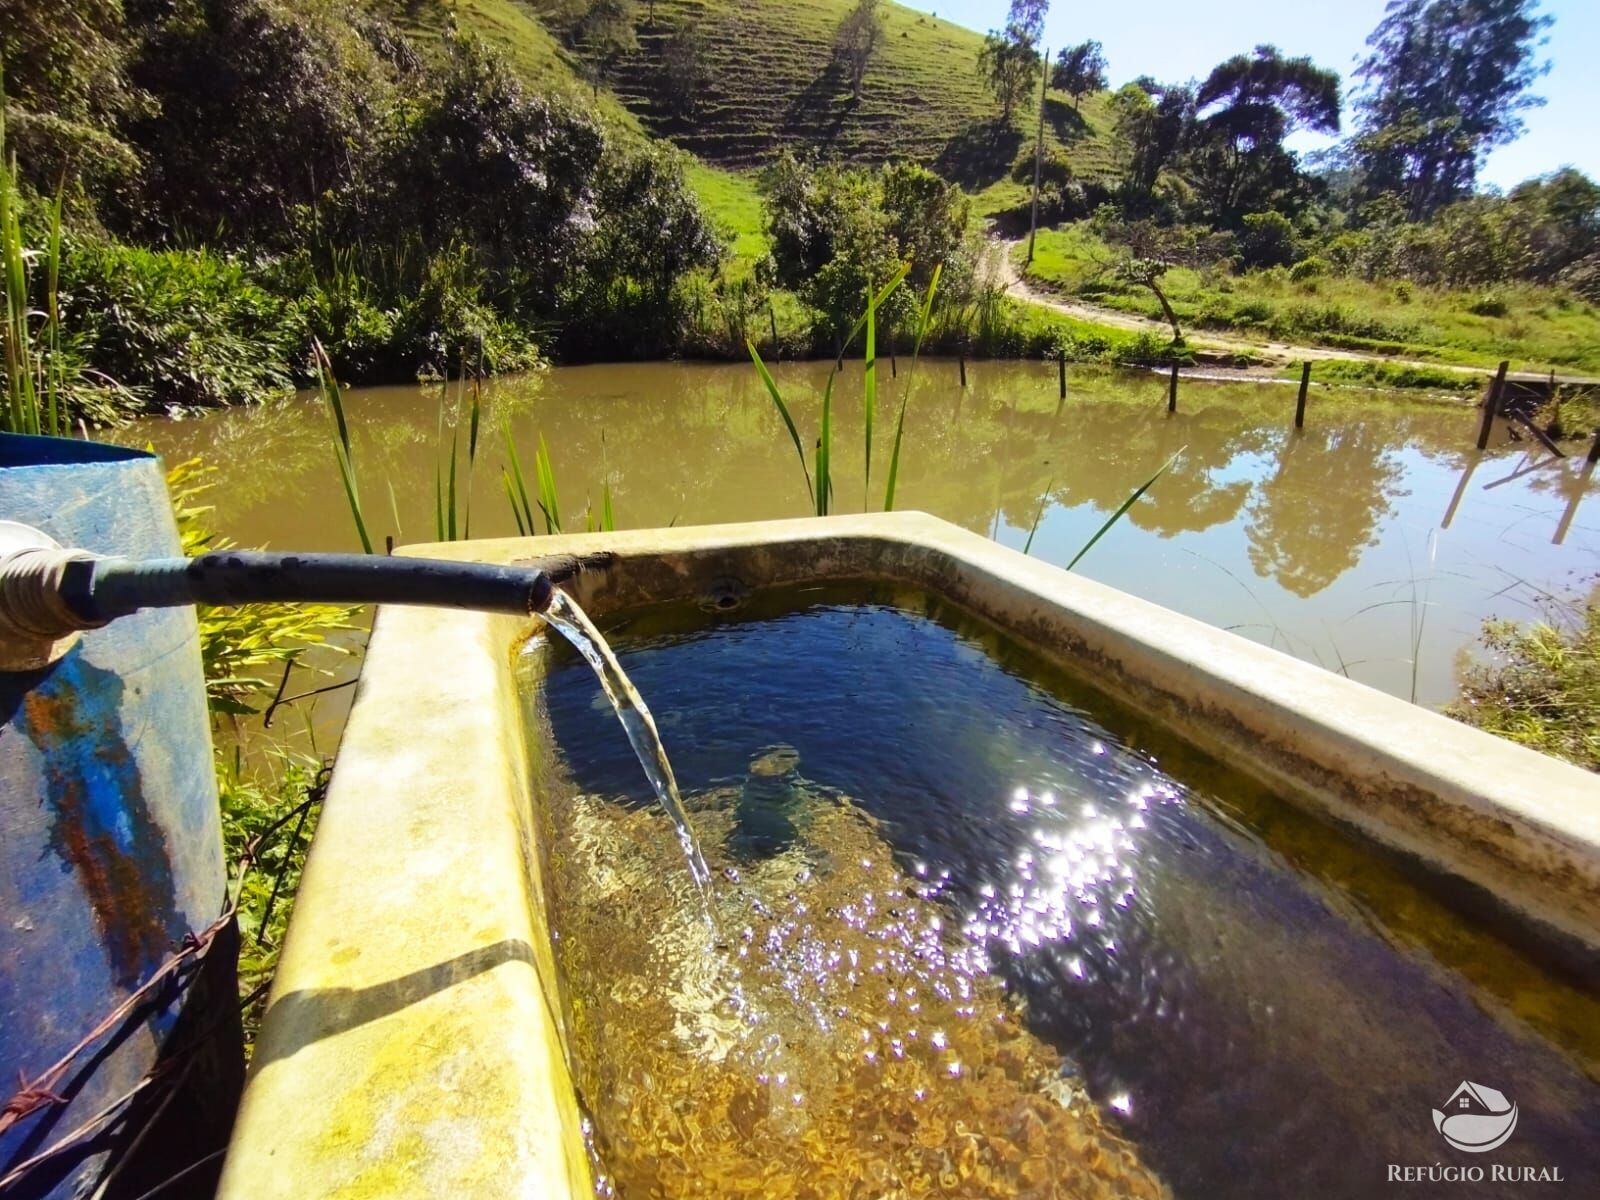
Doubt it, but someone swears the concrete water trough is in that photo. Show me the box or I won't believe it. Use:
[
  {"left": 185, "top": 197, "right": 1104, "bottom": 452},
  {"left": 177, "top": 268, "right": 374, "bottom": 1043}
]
[{"left": 217, "top": 511, "right": 1600, "bottom": 1199}]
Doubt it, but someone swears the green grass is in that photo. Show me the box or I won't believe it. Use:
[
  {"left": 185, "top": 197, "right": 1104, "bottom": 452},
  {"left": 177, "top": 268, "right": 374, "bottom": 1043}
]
[
  {"left": 685, "top": 161, "right": 768, "bottom": 274},
  {"left": 1020, "top": 223, "right": 1600, "bottom": 377}
]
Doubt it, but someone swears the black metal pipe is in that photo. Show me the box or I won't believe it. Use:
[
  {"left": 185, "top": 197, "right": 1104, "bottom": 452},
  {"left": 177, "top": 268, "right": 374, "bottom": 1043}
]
[{"left": 60, "top": 552, "right": 555, "bottom": 627}]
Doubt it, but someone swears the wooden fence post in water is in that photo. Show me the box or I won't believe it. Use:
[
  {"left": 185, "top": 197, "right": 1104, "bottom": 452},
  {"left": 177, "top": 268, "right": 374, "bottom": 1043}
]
[
  {"left": 959, "top": 351, "right": 967, "bottom": 388},
  {"left": 1167, "top": 360, "right": 1179, "bottom": 413},
  {"left": 1295, "top": 362, "right": 1311, "bottom": 429},
  {"left": 1058, "top": 350, "right": 1067, "bottom": 402},
  {"left": 1476, "top": 360, "right": 1510, "bottom": 451},
  {"left": 1588, "top": 423, "right": 1600, "bottom": 466}
]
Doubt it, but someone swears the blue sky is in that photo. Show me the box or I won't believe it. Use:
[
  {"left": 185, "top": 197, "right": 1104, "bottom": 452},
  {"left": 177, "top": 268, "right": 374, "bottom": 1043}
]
[{"left": 901, "top": 1, "right": 1598, "bottom": 189}]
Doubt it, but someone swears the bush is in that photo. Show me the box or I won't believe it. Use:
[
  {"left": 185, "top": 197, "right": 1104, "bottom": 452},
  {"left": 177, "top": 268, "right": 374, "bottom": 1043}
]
[
  {"left": 1290, "top": 256, "right": 1328, "bottom": 283},
  {"left": 762, "top": 153, "right": 971, "bottom": 342},
  {"left": 1231, "top": 297, "right": 1274, "bottom": 325},
  {"left": 1448, "top": 605, "right": 1600, "bottom": 773},
  {"left": 1559, "top": 253, "right": 1600, "bottom": 302},
  {"left": 1238, "top": 211, "right": 1299, "bottom": 270},
  {"left": 62, "top": 237, "right": 302, "bottom": 409},
  {"left": 121, "top": 0, "right": 393, "bottom": 246},
  {"left": 1467, "top": 292, "right": 1509, "bottom": 317}
]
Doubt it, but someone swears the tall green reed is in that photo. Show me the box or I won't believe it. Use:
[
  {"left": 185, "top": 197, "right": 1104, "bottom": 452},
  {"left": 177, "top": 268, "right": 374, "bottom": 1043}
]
[
  {"left": 314, "top": 340, "right": 374, "bottom": 554},
  {"left": 1064, "top": 448, "right": 1184, "bottom": 570},
  {"left": 0, "top": 100, "right": 65, "bottom": 437},
  {"left": 883, "top": 264, "right": 942, "bottom": 511},
  {"left": 749, "top": 265, "right": 909, "bottom": 517},
  {"left": 434, "top": 356, "right": 483, "bottom": 541},
  {"left": 501, "top": 428, "right": 592, "bottom": 535}
]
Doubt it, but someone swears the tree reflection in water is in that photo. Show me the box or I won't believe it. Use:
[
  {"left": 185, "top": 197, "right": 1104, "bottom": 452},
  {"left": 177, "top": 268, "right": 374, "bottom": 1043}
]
[{"left": 118, "top": 360, "right": 1599, "bottom": 706}]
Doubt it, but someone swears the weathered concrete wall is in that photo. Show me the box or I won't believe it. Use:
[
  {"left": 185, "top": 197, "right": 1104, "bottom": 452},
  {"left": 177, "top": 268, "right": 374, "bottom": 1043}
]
[{"left": 220, "top": 512, "right": 1600, "bottom": 1199}]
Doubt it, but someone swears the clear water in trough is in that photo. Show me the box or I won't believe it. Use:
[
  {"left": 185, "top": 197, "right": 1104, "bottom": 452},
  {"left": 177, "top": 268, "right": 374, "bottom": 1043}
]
[{"left": 520, "top": 585, "right": 1600, "bottom": 1199}]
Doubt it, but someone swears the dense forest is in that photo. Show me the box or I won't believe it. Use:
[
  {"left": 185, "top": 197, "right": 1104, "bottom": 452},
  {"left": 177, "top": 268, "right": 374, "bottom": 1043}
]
[{"left": 2, "top": 0, "right": 1596, "bottom": 422}]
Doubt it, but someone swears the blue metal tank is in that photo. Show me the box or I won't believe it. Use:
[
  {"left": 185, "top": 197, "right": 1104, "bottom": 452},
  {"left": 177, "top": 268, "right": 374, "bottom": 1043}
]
[{"left": 0, "top": 435, "right": 240, "bottom": 1199}]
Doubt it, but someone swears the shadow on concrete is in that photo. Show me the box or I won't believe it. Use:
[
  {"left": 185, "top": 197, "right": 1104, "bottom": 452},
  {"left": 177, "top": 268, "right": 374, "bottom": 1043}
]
[{"left": 250, "top": 939, "right": 536, "bottom": 1070}]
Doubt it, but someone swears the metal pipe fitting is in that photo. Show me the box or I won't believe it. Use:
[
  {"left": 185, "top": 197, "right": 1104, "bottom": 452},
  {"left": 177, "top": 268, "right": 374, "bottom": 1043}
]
[{"left": 0, "top": 522, "right": 558, "bottom": 670}]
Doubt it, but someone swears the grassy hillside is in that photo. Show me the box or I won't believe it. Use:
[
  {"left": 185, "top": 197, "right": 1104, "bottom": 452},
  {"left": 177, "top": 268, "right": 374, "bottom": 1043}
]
[
  {"left": 376, "top": 1, "right": 1124, "bottom": 230},
  {"left": 369, "top": 0, "right": 645, "bottom": 136},
  {"left": 589, "top": 0, "right": 1119, "bottom": 192}
]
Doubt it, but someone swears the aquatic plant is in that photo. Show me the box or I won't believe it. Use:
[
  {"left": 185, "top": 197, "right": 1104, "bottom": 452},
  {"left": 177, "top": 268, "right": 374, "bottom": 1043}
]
[
  {"left": 501, "top": 426, "right": 597, "bottom": 535},
  {"left": 502, "top": 425, "right": 539, "bottom": 537},
  {"left": 169, "top": 458, "right": 353, "bottom": 1043},
  {"left": 883, "top": 263, "right": 943, "bottom": 510},
  {"left": 314, "top": 340, "right": 375, "bottom": 555},
  {"left": 435, "top": 361, "right": 483, "bottom": 542},
  {"left": 1066, "top": 448, "right": 1185, "bottom": 570},
  {"left": 749, "top": 264, "right": 909, "bottom": 516}
]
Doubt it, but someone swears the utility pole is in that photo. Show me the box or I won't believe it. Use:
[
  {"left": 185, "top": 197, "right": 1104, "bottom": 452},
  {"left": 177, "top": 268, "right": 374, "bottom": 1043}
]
[{"left": 1027, "top": 46, "right": 1049, "bottom": 266}]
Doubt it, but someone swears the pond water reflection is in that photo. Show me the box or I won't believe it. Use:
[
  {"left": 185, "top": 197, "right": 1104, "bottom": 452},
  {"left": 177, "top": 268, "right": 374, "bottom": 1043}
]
[{"left": 122, "top": 359, "right": 1600, "bottom": 706}]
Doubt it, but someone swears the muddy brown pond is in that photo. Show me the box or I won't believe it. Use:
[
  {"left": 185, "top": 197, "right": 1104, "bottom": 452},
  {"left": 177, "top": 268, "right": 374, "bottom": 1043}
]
[{"left": 121, "top": 360, "right": 1600, "bottom": 710}]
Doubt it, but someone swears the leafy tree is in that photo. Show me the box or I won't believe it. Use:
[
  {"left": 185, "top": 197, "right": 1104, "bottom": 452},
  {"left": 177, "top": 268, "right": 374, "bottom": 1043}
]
[
  {"left": 1508, "top": 168, "right": 1600, "bottom": 282},
  {"left": 1186, "top": 45, "right": 1341, "bottom": 226},
  {"left": 833, "top": 0, "right": 884, "bottom": 102},
  {"left": 1351, "top": 0, "right": 1552, "bottom": 218},
  {"left": 1051, "top": 40, "right": 1108, "bottom": 110},
  {"left": 369, "top": 34, "right": 606, "bottom": 310},
  {"left": 879, "top": 161, "right": 970, "bottom": 298},
  {"left": 762, "top": 153, "right": 970, "bottom": 341},
  {"left": 562, "top": 0, "right": 639, "bottom": 93},
  {"left": 121, "top": 0, "right": 394, "bottom": 245},
  {"left": 1007, "top": 0, "right": 1050, "bottom": 47},
  {"left": 978, "top": 33, "right": 1039, "bottom": 123},
  {"left": 566, "top": 145, "right": 723, "bottom": 353},
  {"left": 0, "top": 0, "right": 143, "bottom": 187},
  {"left": 1329, "top": 168, "right": 1599, "bottom": 290},
  {"left": 977, "top": 0, "right": 1049, "bottom": 123},
  {"left": 1109, "top": 80, "right": 1193, "bottom": 202},
  {"left": 661, "top": 20, "right": 711, "bottom": 117},
  {"left": 1094, "top": 215, "right": 1234, "bottom": 343}
]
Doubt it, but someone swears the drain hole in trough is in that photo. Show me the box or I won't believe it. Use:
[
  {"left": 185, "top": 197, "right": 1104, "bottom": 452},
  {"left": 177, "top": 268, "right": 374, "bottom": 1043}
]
[{"left": 698, "top": 577, "right": 750, "bottom": 614}]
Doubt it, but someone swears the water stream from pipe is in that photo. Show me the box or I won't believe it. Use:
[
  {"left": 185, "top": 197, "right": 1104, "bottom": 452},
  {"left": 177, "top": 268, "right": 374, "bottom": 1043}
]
[{"left": 538, "top": 588, "right": 715, "bottom": 895}]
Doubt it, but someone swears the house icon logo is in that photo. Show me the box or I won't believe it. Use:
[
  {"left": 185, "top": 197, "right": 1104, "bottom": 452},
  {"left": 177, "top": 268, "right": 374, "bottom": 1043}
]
[{"left": 1433, "top": 1082, "right": 1519, "bottom": 1153}]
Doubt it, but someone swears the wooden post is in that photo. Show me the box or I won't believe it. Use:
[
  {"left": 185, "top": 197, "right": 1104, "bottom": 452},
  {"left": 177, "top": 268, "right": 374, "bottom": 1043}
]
[
  {"left": 1167, "top": 360, "right": 1179, "bottom": 413},
  {"left": 1294, "top": 361, "right": 1311, "bottom": 429},
  {"left": 1058, "top": 349, "right": 1067, "bottom": 401},
  {"left": 959, "top": 352, "right": 968, "bottom": 388},
  {"left": 1588, "top": 424, "right": 1600, "bottom": 466},
  {"left": 1476, "top": 360, "right": 1510, "bottom": 451}
]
